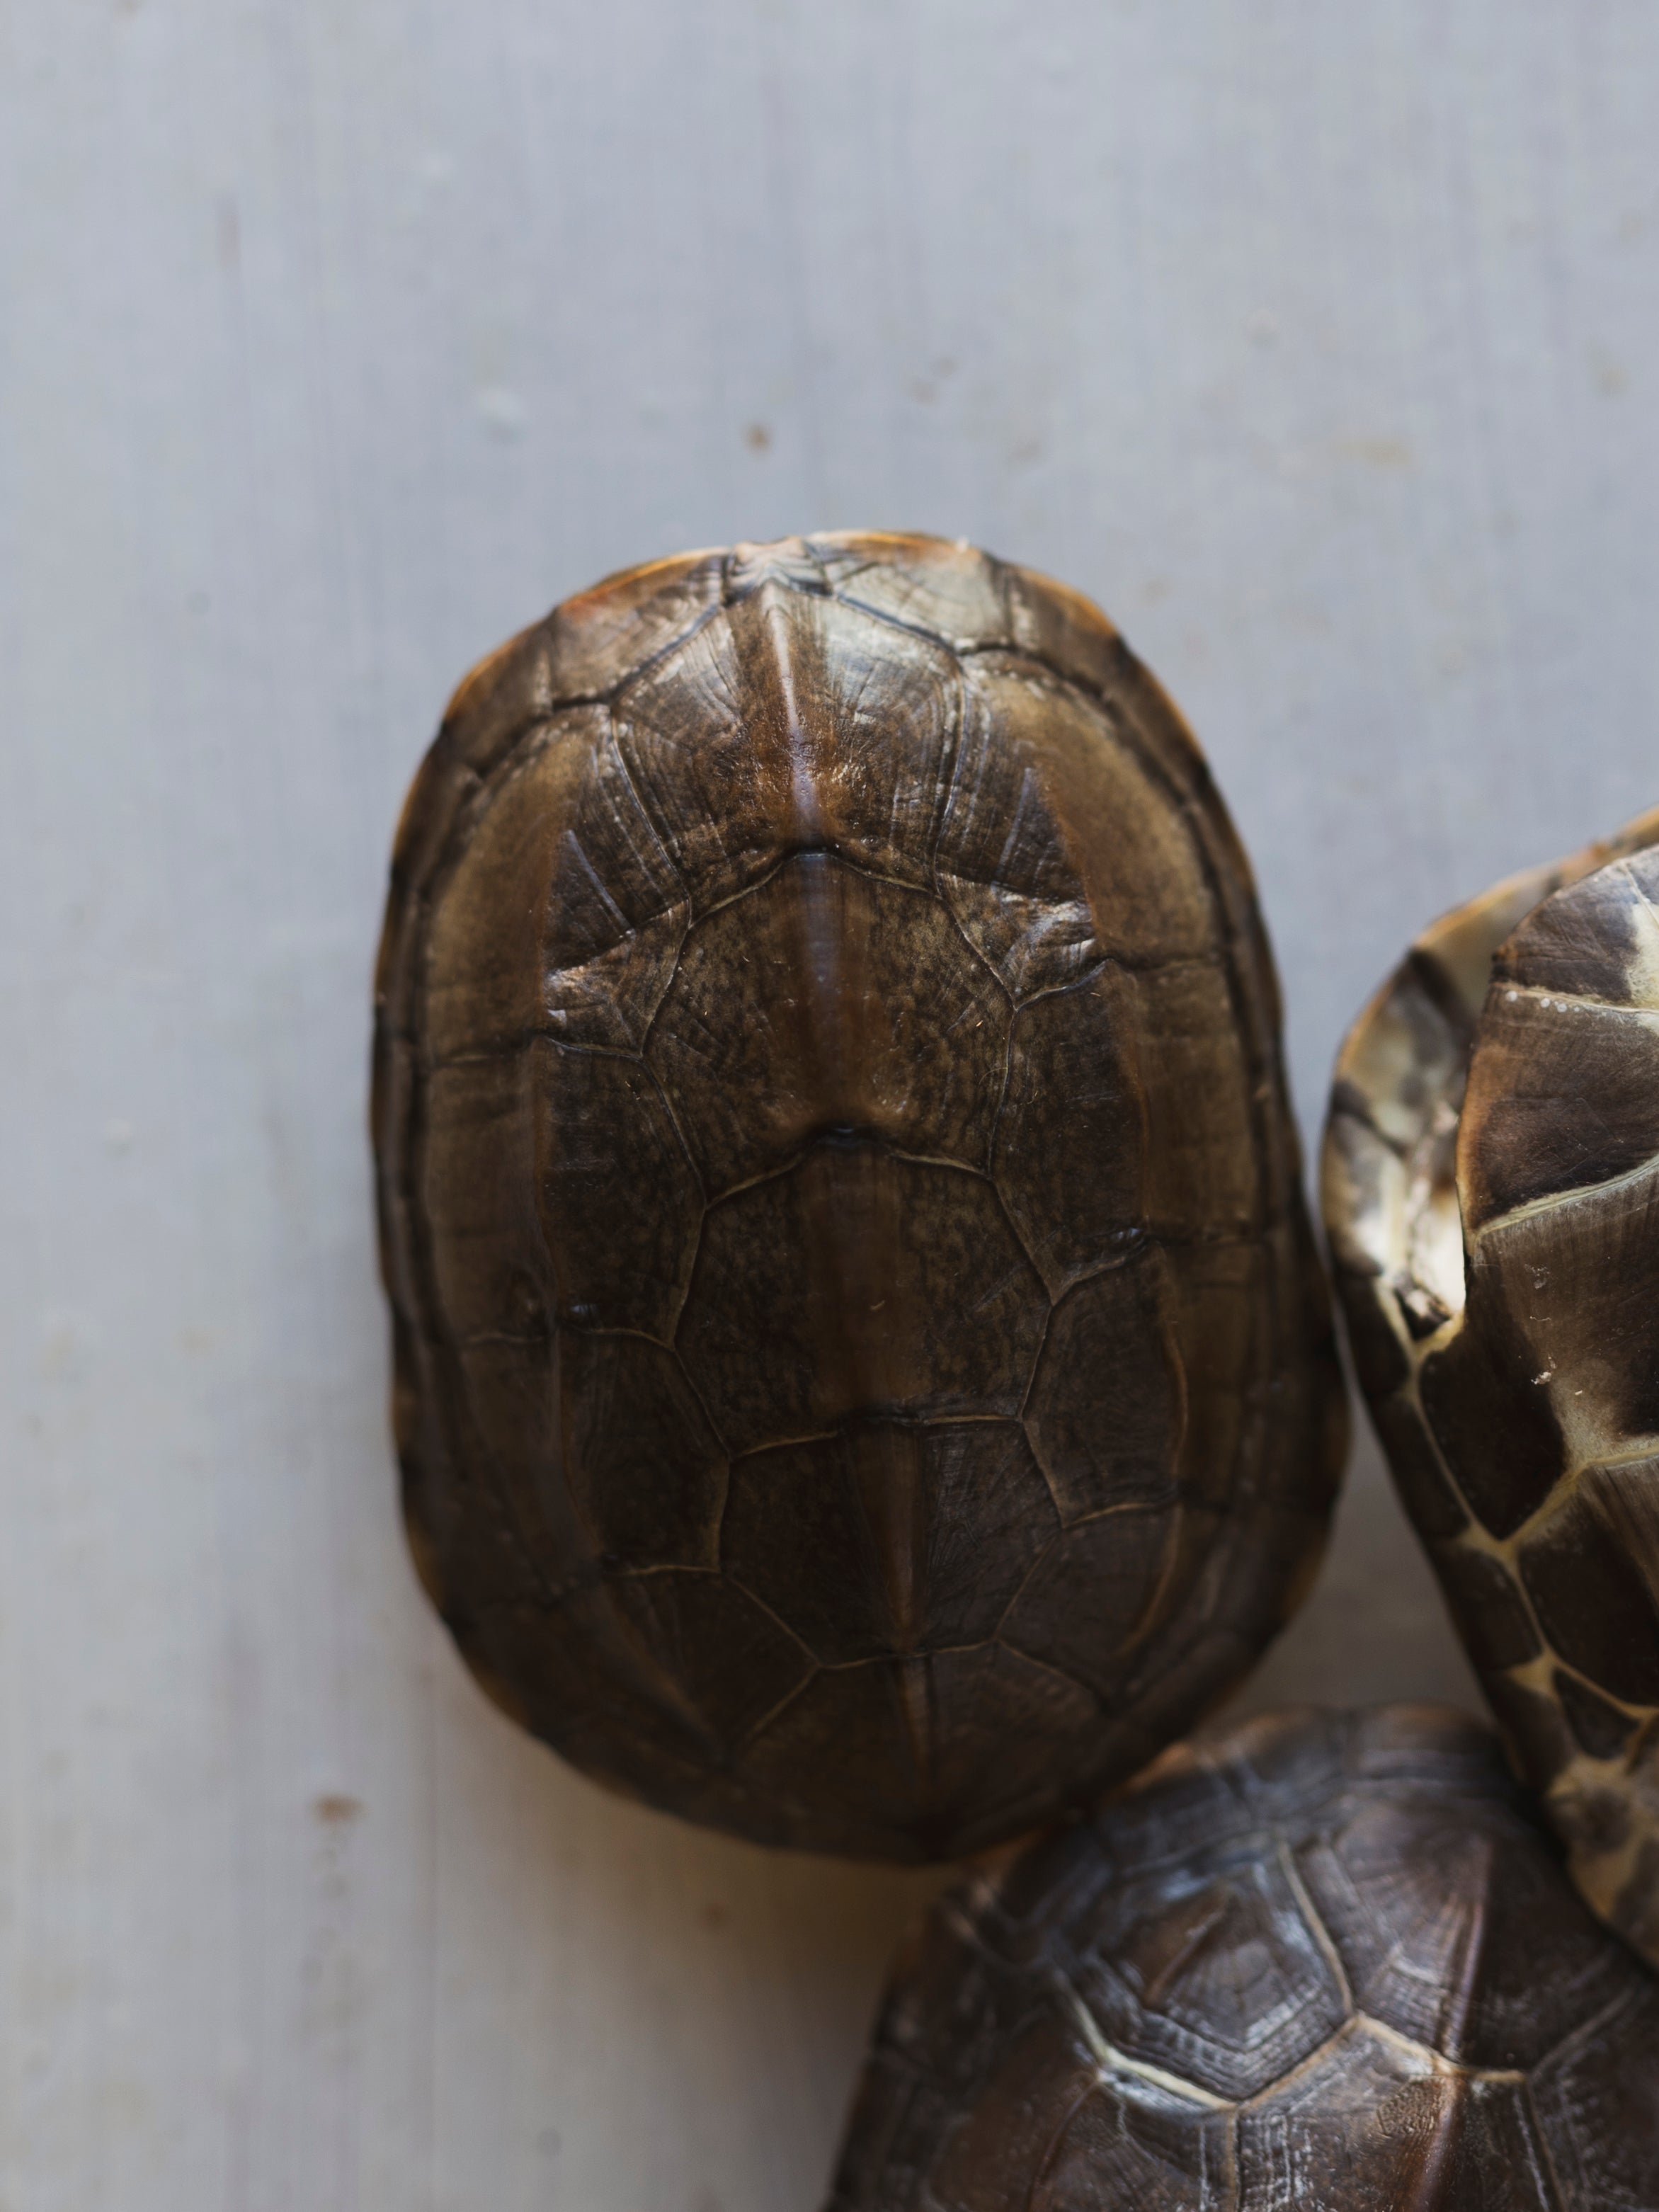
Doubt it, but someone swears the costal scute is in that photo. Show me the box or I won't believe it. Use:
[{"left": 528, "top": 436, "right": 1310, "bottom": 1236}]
[{"left": 373, "top": 531, "right": 1345, "bottom": 1860}]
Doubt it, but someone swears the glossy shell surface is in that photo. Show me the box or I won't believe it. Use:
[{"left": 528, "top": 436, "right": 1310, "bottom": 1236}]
[
  {"left": 827, "top": 1706, "right": 1659, "bottom": 2211},
  {"left": 1323, "top": 808, "right": 1659, "bottom": 1967},
  {"left": 374, "top": 532, "right": 1344, "bottom": 1859}
]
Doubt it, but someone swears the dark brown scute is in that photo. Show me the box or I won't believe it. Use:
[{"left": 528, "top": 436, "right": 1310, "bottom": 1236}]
[
  {"left": 1459, "top": 988, "right": 1659, "bottom": 1233},
  {"left": 376, "top": 532, "right": 1345, "bottom": 1859},
  {"left": 1415, "top": 1266, "right": 1566, "bottom": 1537},
  {"left": 1425, "top": 1540, "right": 1541, "bottom": 1675},
  {"left": 1517, "top": 1471, "right": 1659, "bottom": 1706},
  {"left": 823, "top": 1707, "right": 1659, "bottom": 2212}
]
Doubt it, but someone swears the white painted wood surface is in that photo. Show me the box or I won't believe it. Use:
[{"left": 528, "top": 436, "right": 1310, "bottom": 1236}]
[{"left": 5, "top": 4, "right": 1658, "bottom": 2205}]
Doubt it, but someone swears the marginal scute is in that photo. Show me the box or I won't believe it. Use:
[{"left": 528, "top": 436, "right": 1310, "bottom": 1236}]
[
  {"left": 531, "top": 1041, "right": 703, "bottom": 1336},
  {"left": 421, "top": 717, "right": 572, "bottom": 1059},
  {"left": 1481, "top": 1671, "right": 1575, "bottom": 1793},
  {"left": 503, "top": 1581, "right": 727, "bottom": 1777},
  {"left": 1368, "top": 1393, "right": 1467, "bottom": 1539},
  {"left": 449, "top": 1337, "right": 628, "bottom": 1623},
  {"left": 542, "top": 547, "right": 724, "bottom": 703},
  {"left": 1130, "top": 959, "right": 1260, "bottom": 1236},
  {"left": 1005, "top": 559, "right": 1126, "bottom": 700},
  {"left": 1415, "top": 1260, "right": 1566, "bottom": 1538},
  {"left": 556, "top": 1331, "right": 726, "bottom": 1571},
  {"left": 1424, "top": 1541, "right": 1540, "bottom": 1675},
  {"left": 826, "top": 1708, "right": 1659, "bottom": 2211},
  {"left": 1329, "top": 962, "right": 1469, "bottom": 1161},
  {"left": 416, "top": 624, "right": 552, "bottom": 797},
  {"left": 377, "top": 532, "right": 1344, "bottom": 1859},
  {"left": 1161, "top": 1241, "right": 1262, "bottom": 1512},
  {"left": 421, "top": 1061, "right": 550, "bottom": 1339},
  {"left": 1554, "top": 1667, "right": 1639, "bottom": 1760},
  {"left": 1517, "top": 1473, "right": 1659, "bottom": 1706}
]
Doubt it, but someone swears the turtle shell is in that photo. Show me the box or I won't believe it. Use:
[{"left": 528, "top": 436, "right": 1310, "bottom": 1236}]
[
  {"left": 826, "top": 1705, "right": 1659, "bottom": 2211},
  {"left": 373, "top": 531, "right": 1345, "bottom": 1860},
  {"left": 1323, "top": 806, "right": 1659, "bottom": 1968}
]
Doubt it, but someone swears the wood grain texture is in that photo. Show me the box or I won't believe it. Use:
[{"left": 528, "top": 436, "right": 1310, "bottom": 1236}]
[{"left": 5, "top": 1, "right": 1659, "bottom": 2206}]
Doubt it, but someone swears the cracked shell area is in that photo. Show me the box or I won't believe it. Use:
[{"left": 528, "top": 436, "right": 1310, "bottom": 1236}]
[{"left": 374, "top": 532, "right": 1344, "bottom": 1859}]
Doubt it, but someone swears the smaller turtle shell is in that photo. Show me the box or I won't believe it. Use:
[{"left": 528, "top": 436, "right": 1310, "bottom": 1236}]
[
  {"left": 826, "top": 1705, "right": 1659, "bottom": 2212},
  {"left": 1323, "top": 808, "right": 1659, "bottom": 1968}
]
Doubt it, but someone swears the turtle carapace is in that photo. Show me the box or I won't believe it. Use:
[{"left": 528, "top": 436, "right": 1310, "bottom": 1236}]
[{"left": 374, "top": 533, "right": 1345, "bottom": 1859}]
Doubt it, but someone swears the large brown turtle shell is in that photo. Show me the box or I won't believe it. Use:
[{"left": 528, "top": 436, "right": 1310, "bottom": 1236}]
[
  {"left": 826, "top": 1705, "right": 1659, "bottom": 2211},
  {"left": 373, "top": 532, "right": 1345, "bottom": 1861},
  {"left": 1323, "top": 807, "right": 1659, "bottom": 1967}
]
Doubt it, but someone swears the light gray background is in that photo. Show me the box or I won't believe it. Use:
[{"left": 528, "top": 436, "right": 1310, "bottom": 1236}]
[{"left": 4, "top": 4, "right": 1655, "bottom": 2208}]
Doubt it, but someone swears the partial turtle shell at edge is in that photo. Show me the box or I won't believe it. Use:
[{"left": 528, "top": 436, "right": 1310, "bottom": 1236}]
[
  {"left": 1323, "top": 805, "right": 1659, "bottom": 1966},
  {"left": 825, "top": 1704, "right": 1659, "bottom": 2212}
]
